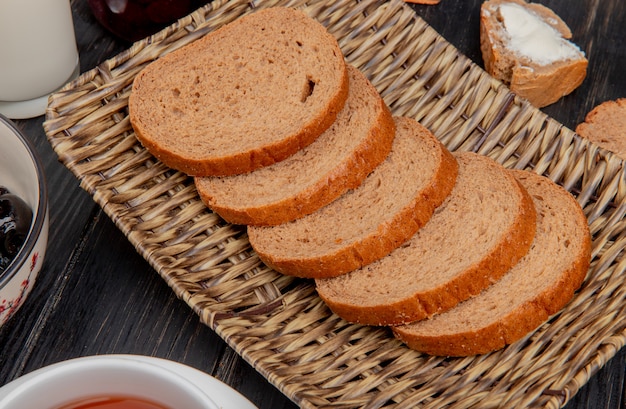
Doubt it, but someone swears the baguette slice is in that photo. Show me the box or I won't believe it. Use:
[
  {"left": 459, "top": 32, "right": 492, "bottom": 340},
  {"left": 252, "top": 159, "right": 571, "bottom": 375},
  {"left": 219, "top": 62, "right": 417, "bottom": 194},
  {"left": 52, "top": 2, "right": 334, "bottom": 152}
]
[
  {"left": 480, "top": 0, "right": 587, "bottom": 107},
  {"left": 129, "top": 7, "right": 349, "bottom": 176},
  {"left": 248, "top": 116, "right": 458, "bottom": 278},
  {"left": 315, "top": 152, "right": 537, "bottom": 326},
  {"left": 393, "top": 170, "right": 591, "bottom": 356},
  {"left": 194, "top": 65, "right": 396, "bottom": 226}
]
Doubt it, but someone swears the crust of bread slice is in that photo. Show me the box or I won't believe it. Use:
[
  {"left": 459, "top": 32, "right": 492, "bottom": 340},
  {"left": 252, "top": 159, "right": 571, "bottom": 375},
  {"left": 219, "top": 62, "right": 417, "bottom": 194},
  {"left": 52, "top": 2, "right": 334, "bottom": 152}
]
[
  {"left": 315, "top": 152, "right": 537, "bottom": 326},
  {"left": 393, "top": 170, "right": 591, "bottom": 356},
  {"left": 129, "top": 7, "right": 349, "bottom": 176},
  {"left": 248, "top": 116, "right": 458, "bottom": 279},
  {"left": 480, "top": 0, "right": 587, "bottom": 107},
  {"left": 194, "top": 65, "right": 396, "bottom": 226},
  {"left": 575, "top": 98, "right": 626, "bottom": 160}
]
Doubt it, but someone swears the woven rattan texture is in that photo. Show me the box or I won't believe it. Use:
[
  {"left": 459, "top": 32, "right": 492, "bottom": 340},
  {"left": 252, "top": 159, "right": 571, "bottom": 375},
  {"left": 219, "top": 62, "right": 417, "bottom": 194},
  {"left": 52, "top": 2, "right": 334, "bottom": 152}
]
[{"left": 44, "top": 0, "right": 626, "bottom": 407}]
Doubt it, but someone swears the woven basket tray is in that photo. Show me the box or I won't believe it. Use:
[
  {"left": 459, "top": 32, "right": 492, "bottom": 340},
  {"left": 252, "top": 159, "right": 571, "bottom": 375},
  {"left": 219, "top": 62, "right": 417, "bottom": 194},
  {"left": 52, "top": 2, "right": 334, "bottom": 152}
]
[{"left": 44, "top": 0, "right": 626, "bottom": 407}]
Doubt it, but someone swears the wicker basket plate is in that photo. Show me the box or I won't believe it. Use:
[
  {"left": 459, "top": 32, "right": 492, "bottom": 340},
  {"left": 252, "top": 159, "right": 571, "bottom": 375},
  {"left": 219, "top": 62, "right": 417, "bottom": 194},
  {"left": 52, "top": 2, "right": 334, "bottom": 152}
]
[{"left": 44, "top": 0, "right": 626, "bottom": 407}]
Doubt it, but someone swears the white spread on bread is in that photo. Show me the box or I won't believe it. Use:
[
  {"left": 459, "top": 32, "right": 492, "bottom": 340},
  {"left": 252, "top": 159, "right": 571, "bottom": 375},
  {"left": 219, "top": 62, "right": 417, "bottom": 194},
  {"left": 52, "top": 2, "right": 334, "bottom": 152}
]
[{"left": 497, "top": 2, "right": 583, "bottom": 65}]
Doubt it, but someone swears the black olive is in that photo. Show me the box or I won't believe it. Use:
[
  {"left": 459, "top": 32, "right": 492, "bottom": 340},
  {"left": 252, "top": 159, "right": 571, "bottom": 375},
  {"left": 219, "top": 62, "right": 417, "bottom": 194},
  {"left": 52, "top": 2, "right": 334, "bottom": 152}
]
[
  {"left": 0, "top": 187, "right": 33, "bottom": 272},
  {"left": 0, "top": 254, "right": 10, "bottom": 272}
]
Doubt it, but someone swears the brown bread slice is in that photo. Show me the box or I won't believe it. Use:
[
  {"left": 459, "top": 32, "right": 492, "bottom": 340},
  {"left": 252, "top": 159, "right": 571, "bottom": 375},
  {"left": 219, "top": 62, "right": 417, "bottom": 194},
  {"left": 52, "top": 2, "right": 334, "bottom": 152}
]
[
  {"left": 248, "top": 116, "right": 458, "bottom": 278},
  {"left": 480, "top": 0, "right": 587, "bottom": 107},
  {"left": 194, "top": 65, "right": 396, "bottom": 226},
  {"left": 129, "top": 7, "right": 349, "bottom": 176},
  {"left": 315, "top": 152, "right": 537, "bottom": 326},
  {"left": 575, "top": 98, "right": 626, "bottom": 160},
  {"left": 393, "top": 170, "right": 591, "bottom": 356}
]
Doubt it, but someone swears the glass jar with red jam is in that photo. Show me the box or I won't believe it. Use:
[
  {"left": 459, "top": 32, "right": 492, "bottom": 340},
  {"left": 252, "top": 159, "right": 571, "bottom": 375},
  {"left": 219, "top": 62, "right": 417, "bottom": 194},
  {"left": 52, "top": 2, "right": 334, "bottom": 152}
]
[{"left": 88, "top": 0, "right": 212, "bottom": 42}]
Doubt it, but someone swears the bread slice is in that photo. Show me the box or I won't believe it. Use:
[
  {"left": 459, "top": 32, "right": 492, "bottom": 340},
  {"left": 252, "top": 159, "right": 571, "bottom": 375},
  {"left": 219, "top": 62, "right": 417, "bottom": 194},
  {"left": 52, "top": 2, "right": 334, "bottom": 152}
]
[
  {"left": 194, "top": 65, "right": 396, "bottom": 226},
  {"left": 480, "top": 0, "right": 587, "bottom": 107},
  {"left": 315, "top": 152, "right": 537, "bottom": 326},
  {"left": 393, "top": 170, "right": 591, "bottom": 356},
  {"left": 248, "top": 116, "right": 458, "bottom": 279},
  {"left": 575, "top": 98, "right": 626, "bottom": 160},
  {"left": 129, "top": 7, "right": 349, "bottom": 176}
]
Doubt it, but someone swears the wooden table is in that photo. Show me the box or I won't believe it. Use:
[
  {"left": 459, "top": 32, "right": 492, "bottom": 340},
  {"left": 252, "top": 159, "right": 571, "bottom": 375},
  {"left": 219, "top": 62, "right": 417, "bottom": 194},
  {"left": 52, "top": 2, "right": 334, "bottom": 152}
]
[{"left": 0, "top": 1, "right": 623, "bottom": 408}]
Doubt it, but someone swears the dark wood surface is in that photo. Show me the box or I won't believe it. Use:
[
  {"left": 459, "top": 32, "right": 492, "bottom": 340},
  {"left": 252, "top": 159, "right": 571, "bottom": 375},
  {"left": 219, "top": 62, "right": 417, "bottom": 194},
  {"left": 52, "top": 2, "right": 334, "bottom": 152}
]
[{"left": 0, "top": 1, "right": 623, "bottom": 408}]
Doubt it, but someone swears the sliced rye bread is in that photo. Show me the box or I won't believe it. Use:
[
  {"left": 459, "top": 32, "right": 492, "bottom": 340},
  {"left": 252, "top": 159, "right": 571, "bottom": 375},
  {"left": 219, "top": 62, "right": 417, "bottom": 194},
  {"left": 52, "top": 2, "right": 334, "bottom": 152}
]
[
  {"left": 129, "top": 7, "right": 349, "bottom": 177},
  {"left": 315, "top": 152, "right": 537, "bottom": 326},
  {"left": 575, "top": 98, "right": 626, "bottom": 160},
  {"left": 393, "top": 170, "right": 591, "bottom": 356},
  {"left": 247, "top": 116, "right": 458, "bottom": 279},
  {"left": 480, "top": 0, "right": 587, "bottom": 107},
  {"left": 194, "top": 65, "right": 396, "bottom": 226}
]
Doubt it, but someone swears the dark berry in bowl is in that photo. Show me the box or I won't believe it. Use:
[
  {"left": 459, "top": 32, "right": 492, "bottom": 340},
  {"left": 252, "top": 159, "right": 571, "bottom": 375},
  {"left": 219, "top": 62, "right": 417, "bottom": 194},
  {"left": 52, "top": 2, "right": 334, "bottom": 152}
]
[{"left": 0, "top": 190, "right": 33, "bottom": 265}]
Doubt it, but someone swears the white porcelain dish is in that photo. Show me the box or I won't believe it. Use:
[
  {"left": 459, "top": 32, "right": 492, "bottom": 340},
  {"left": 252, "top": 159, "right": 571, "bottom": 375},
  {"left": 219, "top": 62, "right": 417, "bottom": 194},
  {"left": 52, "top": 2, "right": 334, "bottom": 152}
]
[
  {"left": 0, "top": 113, "right": 48, "bottom": 327},
  {"left": 0, "top": 354, "right": 258, "bottom": 409}
]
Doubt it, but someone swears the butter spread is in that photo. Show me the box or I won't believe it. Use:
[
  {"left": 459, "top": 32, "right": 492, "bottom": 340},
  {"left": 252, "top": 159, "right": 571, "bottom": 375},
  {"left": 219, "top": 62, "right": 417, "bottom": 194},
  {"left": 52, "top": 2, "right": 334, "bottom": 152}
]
[{"left": 498, "top": 3, "right": 583, "bottom": 64}]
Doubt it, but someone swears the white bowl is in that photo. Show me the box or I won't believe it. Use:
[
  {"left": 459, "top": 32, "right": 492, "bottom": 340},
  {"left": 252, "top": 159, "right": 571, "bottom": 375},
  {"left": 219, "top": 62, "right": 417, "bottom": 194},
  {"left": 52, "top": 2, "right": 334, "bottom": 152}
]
[
  {"left": 0, "top": 114, "right": 48, "bottom": 326},
  {"left": 0, "top": 355, "right": 221, "bottom": 409},
  {"left": 0, "top": 355, "right": 257, "bottom": 409}
]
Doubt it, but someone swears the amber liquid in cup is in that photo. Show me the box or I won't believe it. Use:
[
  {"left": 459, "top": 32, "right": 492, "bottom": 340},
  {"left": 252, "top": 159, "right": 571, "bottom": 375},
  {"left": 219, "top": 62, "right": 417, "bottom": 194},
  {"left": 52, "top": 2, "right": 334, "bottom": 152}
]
[{"left": 57, "top": 395, "right": 169, "bottom": 409}]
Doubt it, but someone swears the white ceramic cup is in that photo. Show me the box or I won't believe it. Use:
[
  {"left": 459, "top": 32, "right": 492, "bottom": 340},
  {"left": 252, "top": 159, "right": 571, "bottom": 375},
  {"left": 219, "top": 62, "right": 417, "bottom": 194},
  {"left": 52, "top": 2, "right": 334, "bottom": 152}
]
[
  {"left": 0, "top": 0, "right": 80, "bottom": 119},
  {"left": 0, "top": 355, "right": 220, "bottom": 409}
]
